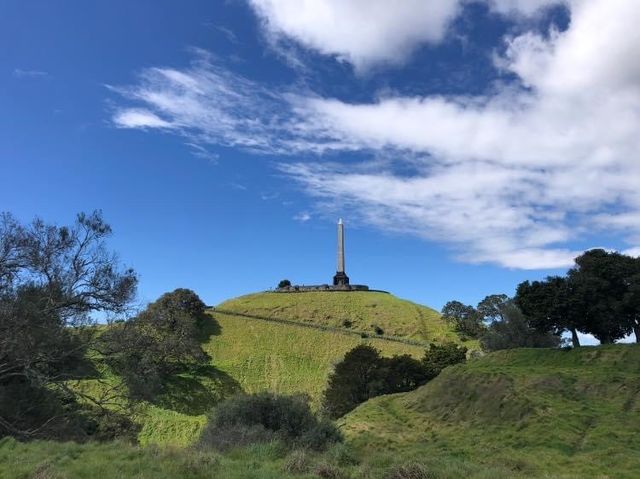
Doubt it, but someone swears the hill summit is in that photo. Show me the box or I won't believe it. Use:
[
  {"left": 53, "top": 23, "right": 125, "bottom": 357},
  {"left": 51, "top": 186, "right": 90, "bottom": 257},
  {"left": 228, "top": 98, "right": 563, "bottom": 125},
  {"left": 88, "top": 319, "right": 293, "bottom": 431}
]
[{"left": 214, "top": 291, "right": 458, "bottom": 343}]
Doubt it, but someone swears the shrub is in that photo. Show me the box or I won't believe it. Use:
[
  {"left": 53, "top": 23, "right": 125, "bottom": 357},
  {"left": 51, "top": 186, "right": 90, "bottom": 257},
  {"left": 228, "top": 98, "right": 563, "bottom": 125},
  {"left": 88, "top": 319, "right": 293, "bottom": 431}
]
[
  {"left": 315, "top": 462, "right": 347, "bottom": 479},
  {"left": 422, "top": 342, "right": 467, "bottom": 379},
  {"left": 387, "top": 462, "right": 436, "bottom": 479},
  {"left": 374, "top": 325, "right": 385, "bottom": 335},
  {"left": 323, "top": 346, "right": 430, "bottom": 419},
  {"left": 282, "top": 450, "right": 312, "bottom": 474},
  {"left": 326, "top": 443, "right": 360, "bottom": 467},
  {"left": 342, "top": 319, "right": 353, "bottom": 328},
  {"left": 278, "top": 279, "right": 292, "bottom": 289},
  {"left": 198, "top": 424, "right": 275, "bottom": 452},
  {"left": 198, "top": 393, "right": 341, "bottom": 451}
]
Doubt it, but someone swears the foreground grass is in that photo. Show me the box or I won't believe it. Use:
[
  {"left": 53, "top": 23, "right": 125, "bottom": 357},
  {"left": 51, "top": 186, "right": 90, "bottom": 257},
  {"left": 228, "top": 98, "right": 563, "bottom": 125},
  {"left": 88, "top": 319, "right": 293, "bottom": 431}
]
[
  {"left": 0, "top": 437, "right": 521, "bottom": 479},
  {"left": 342, "top": 344, "right": 640, "bottom": 478}
]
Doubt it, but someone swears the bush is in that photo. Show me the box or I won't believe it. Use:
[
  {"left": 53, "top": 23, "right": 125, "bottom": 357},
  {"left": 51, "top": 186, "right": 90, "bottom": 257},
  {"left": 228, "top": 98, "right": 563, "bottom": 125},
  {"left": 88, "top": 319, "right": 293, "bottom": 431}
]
[
  {"left": 282, "top": 450, "right": 312, "bottom": 474},
  {"left": 374, "top": 325, "right": 385, "bottom": 335},
  {"left": 315, "top": 462, "right": 348, "bottom": 479},
  {"left": 387, "top": 462, "right": 435, "bottom": 479},
  {"left": 342, "top": 319, "right": 353, "bottom": 328},
  {"left": 278, "top": 279, "right": 292, "bottom": 289},
  {"left": 422, "top": 342, "right": 467, "bottom": 380},
  {"left": 198, "top": 393, "right": 341, "bottom": 451},
  {"left": 323, "top": 346, "right": 430, "bottom": 419}
]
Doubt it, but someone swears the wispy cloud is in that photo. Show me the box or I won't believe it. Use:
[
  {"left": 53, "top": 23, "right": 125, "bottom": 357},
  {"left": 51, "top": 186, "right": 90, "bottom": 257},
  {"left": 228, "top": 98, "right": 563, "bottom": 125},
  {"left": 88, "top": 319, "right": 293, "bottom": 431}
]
[
  {"left": 293, "top": 211, "right": 312, "bottom": 222},
  {"left": 13, "top": 68, "right": 48, "bottom": 78},
  {"left": 110, "top": 1, "right": 640, "bottom": 269}
]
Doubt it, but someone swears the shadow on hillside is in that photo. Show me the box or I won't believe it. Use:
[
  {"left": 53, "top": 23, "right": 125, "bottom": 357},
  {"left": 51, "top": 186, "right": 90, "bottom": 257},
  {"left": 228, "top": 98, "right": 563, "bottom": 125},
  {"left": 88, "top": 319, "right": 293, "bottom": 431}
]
[
  {"left": 154, "top": 364, "right": 242, "bottom": 416},
  {"left": 197, "top": 313, "right": 222, "bottom": 343}
]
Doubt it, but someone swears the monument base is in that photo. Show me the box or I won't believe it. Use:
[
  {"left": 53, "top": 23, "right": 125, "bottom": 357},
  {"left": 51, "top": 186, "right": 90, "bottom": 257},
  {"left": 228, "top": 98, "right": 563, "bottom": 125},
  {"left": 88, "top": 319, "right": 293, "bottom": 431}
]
[
  {"left": 275, "top": 283, "right": 371, "bottom": 292},
  {"left": 333, "top": 271, "right": 350, "bottom": 286}
]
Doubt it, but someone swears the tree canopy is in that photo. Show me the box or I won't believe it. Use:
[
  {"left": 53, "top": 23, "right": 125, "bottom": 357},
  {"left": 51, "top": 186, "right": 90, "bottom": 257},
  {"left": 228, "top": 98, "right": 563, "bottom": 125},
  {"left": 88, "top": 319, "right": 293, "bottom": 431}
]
[{"left": 0, "top": 211, "right": 137, "bottom": 439}]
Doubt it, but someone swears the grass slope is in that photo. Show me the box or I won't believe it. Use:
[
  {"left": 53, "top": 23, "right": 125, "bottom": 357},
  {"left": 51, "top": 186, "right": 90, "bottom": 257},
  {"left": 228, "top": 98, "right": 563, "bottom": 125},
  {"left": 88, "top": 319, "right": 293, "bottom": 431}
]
[
  {"left": 83, "top": 305, "right": 429, "bottom": 447},
  {"left": 69, "top": 291, "right": 458, "bottom": 447},
  {"left": 205, "top": 311, "right": 426, "bottom": 408},
  {"left": 216, "top": 291, "right": 459, "bottom": 343},
  {"left": 341, "top": 344, "right": 640, "bottom": 478}
]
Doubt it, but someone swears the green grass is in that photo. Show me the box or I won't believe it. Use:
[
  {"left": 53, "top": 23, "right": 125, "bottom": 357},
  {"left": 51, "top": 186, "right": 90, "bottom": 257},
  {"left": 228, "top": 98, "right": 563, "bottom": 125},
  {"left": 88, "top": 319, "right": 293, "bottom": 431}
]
[
  {"left": 341, "top": 344, "right": 640, "bottom": 478},
  {"left": 216, "top": 291, "right": 460, "bottom": 343},
  {"left": 130, "top": 313, "right": 426, "bottom": 447},
  {"left": 72, "top": 290, "right": 452, "bottom": 447},
  {"left": 0, "top": 437, "right": 523, "bottom": 479}
]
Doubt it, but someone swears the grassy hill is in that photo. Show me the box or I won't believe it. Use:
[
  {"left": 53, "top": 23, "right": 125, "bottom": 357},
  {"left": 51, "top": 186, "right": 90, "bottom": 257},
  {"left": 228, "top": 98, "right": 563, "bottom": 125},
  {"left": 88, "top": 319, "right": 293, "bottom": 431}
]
[
  {"left": 77, "top": 291, "right": 455, "bottom": 447},
  {"left": 215, "top": 291, "right": 458, "bottom": 343},
  {"left": 341, "top": 344, "right": 640, "bottom": 478}
]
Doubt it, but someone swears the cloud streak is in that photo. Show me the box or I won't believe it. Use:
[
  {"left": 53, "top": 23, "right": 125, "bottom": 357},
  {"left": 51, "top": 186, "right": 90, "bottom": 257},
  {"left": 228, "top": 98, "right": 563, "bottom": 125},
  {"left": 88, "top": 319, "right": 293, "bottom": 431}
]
[{"left": 111, "top": 0, "right": 640, "bottom": 269}]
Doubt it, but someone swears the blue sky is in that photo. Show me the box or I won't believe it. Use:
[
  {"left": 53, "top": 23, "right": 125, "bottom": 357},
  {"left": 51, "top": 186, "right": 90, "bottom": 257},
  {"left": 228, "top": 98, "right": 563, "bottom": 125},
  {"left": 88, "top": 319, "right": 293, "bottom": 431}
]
[{"left": 2, "top": 0, "right": 639, "bottom": 334}]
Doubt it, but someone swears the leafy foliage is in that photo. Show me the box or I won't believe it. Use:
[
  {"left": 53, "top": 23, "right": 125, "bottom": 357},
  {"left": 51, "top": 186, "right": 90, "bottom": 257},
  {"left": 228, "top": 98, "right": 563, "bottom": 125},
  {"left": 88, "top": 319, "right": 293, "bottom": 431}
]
[
  {"left": 480, "top": 303, "right": 560, "bottom": 351},
  {"left": 0, "top": 211, "right": 136, "bottom": 440},
  {"left": 198, "top": 392, "right": 341, "bottom": 451},
  {"left": 100, "top": 289, "right": 210, "bottom": 400},
  {"left": 516, "top": 249, "right": 640, "bottom": 345},
  {"left": 322, "top": 343, "right": 466, "bottom": 419},
  {"left": 278, "top": 279, "right": 292, "bottom": 288},
  {"left": 441, "top": 301, "right": 484, "bottom": 339},
  {"left": 421, "top": 342, "right": 468, "bottom": 379}
]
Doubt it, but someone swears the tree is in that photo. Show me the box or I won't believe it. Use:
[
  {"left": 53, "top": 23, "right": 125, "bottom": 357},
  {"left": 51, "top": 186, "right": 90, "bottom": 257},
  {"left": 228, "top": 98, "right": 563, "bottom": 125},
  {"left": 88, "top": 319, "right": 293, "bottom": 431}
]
[
  {"left": 421, "top": 342, "right": 467, "bottom": 379},
  {"left": 100, "top": 289, "right": 210, "bottom": 400},
  {"left": 0, "top": 211, "right": 137, "bottom": 439},
  {"left": 322, "top": 344, "right": 457, "bottom": 418},
  {"left": 567, "top": 249, "right": 639, "bottom": 344},
  {"left": 516, "top": 276, "right": 582, "bottom": 347},
  {"left": 322, "top": 345, "right": 382, "bottom": 418},
  {"left": 477, "top": 294, "right": 509, "bottom": 322},
  {"left": 379, "top": 354, "right": 429, "bottom": 395},
  {"left": 621, "top": 272, "right": 640, "bottom": 342},
  {"left": 278, "top": 279, "right": 291, "bottom": 289},
  {"left": 441, "top": 300, "right": 484, "bottom": 339},
  {"left": 480, "top": 303, "right": 560, "bottom": 351}
]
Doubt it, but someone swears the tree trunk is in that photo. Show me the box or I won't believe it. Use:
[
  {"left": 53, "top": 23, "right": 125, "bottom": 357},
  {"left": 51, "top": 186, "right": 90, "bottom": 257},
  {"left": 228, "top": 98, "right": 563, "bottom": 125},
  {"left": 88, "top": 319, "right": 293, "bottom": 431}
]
[
  {"left": 634, "top": 324, "right": 640, "bottom": 344},
  {"left": 570, "top": 327, "right": 581, "bottom": 347}
]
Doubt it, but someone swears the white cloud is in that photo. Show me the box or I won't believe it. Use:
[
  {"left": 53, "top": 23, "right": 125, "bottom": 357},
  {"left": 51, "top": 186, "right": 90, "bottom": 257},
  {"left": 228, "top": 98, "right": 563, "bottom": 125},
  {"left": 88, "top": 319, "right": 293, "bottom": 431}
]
[
  {"left": 247, "top": 0, "right": 565, "bottom": 71},
  {"left": 622, "top": 247, "right": 640, "bottom": 258},
  {"left": 13, "top": 68, "right": 48, "bottom": 78},
  {"left": 293, "top": 211, "right": 312, "bottom": 222},
  {"left": 113, "top": 109, "right": 172, "bottom": 128},
  {"left": 249, "top": 0, "right": 461, "bottom": 71},
  {"left": 111, "top": 0, "right": 640, "bottom": 269},
  {"left": 280, "top": 0, "right": 640, "bottom": 268}
]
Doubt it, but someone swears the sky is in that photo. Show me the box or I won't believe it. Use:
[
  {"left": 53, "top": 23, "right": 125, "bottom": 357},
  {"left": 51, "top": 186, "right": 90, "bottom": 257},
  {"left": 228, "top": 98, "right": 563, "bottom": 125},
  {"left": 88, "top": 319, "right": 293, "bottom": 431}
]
[{"left": 2, "top": 1, "right": 640, "bottom": 344}]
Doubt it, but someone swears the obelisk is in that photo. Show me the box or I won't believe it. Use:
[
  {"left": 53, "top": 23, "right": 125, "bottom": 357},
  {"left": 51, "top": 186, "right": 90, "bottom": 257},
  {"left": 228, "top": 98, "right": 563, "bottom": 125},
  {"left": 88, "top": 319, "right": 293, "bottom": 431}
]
[{"left": 333, "top": 218, "right": 350, "bottom": 286}]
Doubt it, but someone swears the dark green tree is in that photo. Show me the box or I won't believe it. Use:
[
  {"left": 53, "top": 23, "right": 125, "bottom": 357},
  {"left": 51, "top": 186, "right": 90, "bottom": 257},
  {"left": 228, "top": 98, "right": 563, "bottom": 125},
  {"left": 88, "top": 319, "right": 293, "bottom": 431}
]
[
  {"left": 0, "top": 211, "right": 137, "bottom": 439},
  {"left": 322, "top": 345, "right": 383, "bottom": 418},
  {"left": 278, "top": 279, "right": 292, "bottom": 289},
  {"left": 477, "top": 294, "right": 509, "bottom": 322},
  {"left": 516, "top": 276, "right": 582, "bottom": 347},
  {"left": 480, "top": 303, "right": 560, "bottom": 351},
  {"left": 621, "top": 272, "right": 640, "bottom": 342},
  {"left": 567, "top": 249, "right": 638, "bottom": 344},
  {"left": 380, "top": 354, "right": 429, "bottom": 394},
  {"left": 421, "top": 342, "right": 467, "bottom": 379},
  {"left": 100, "top": 289, "right": 210, "bottom": 400},
  {"left": 441, "top": 300, "right": 484, "bottom": 339}
]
